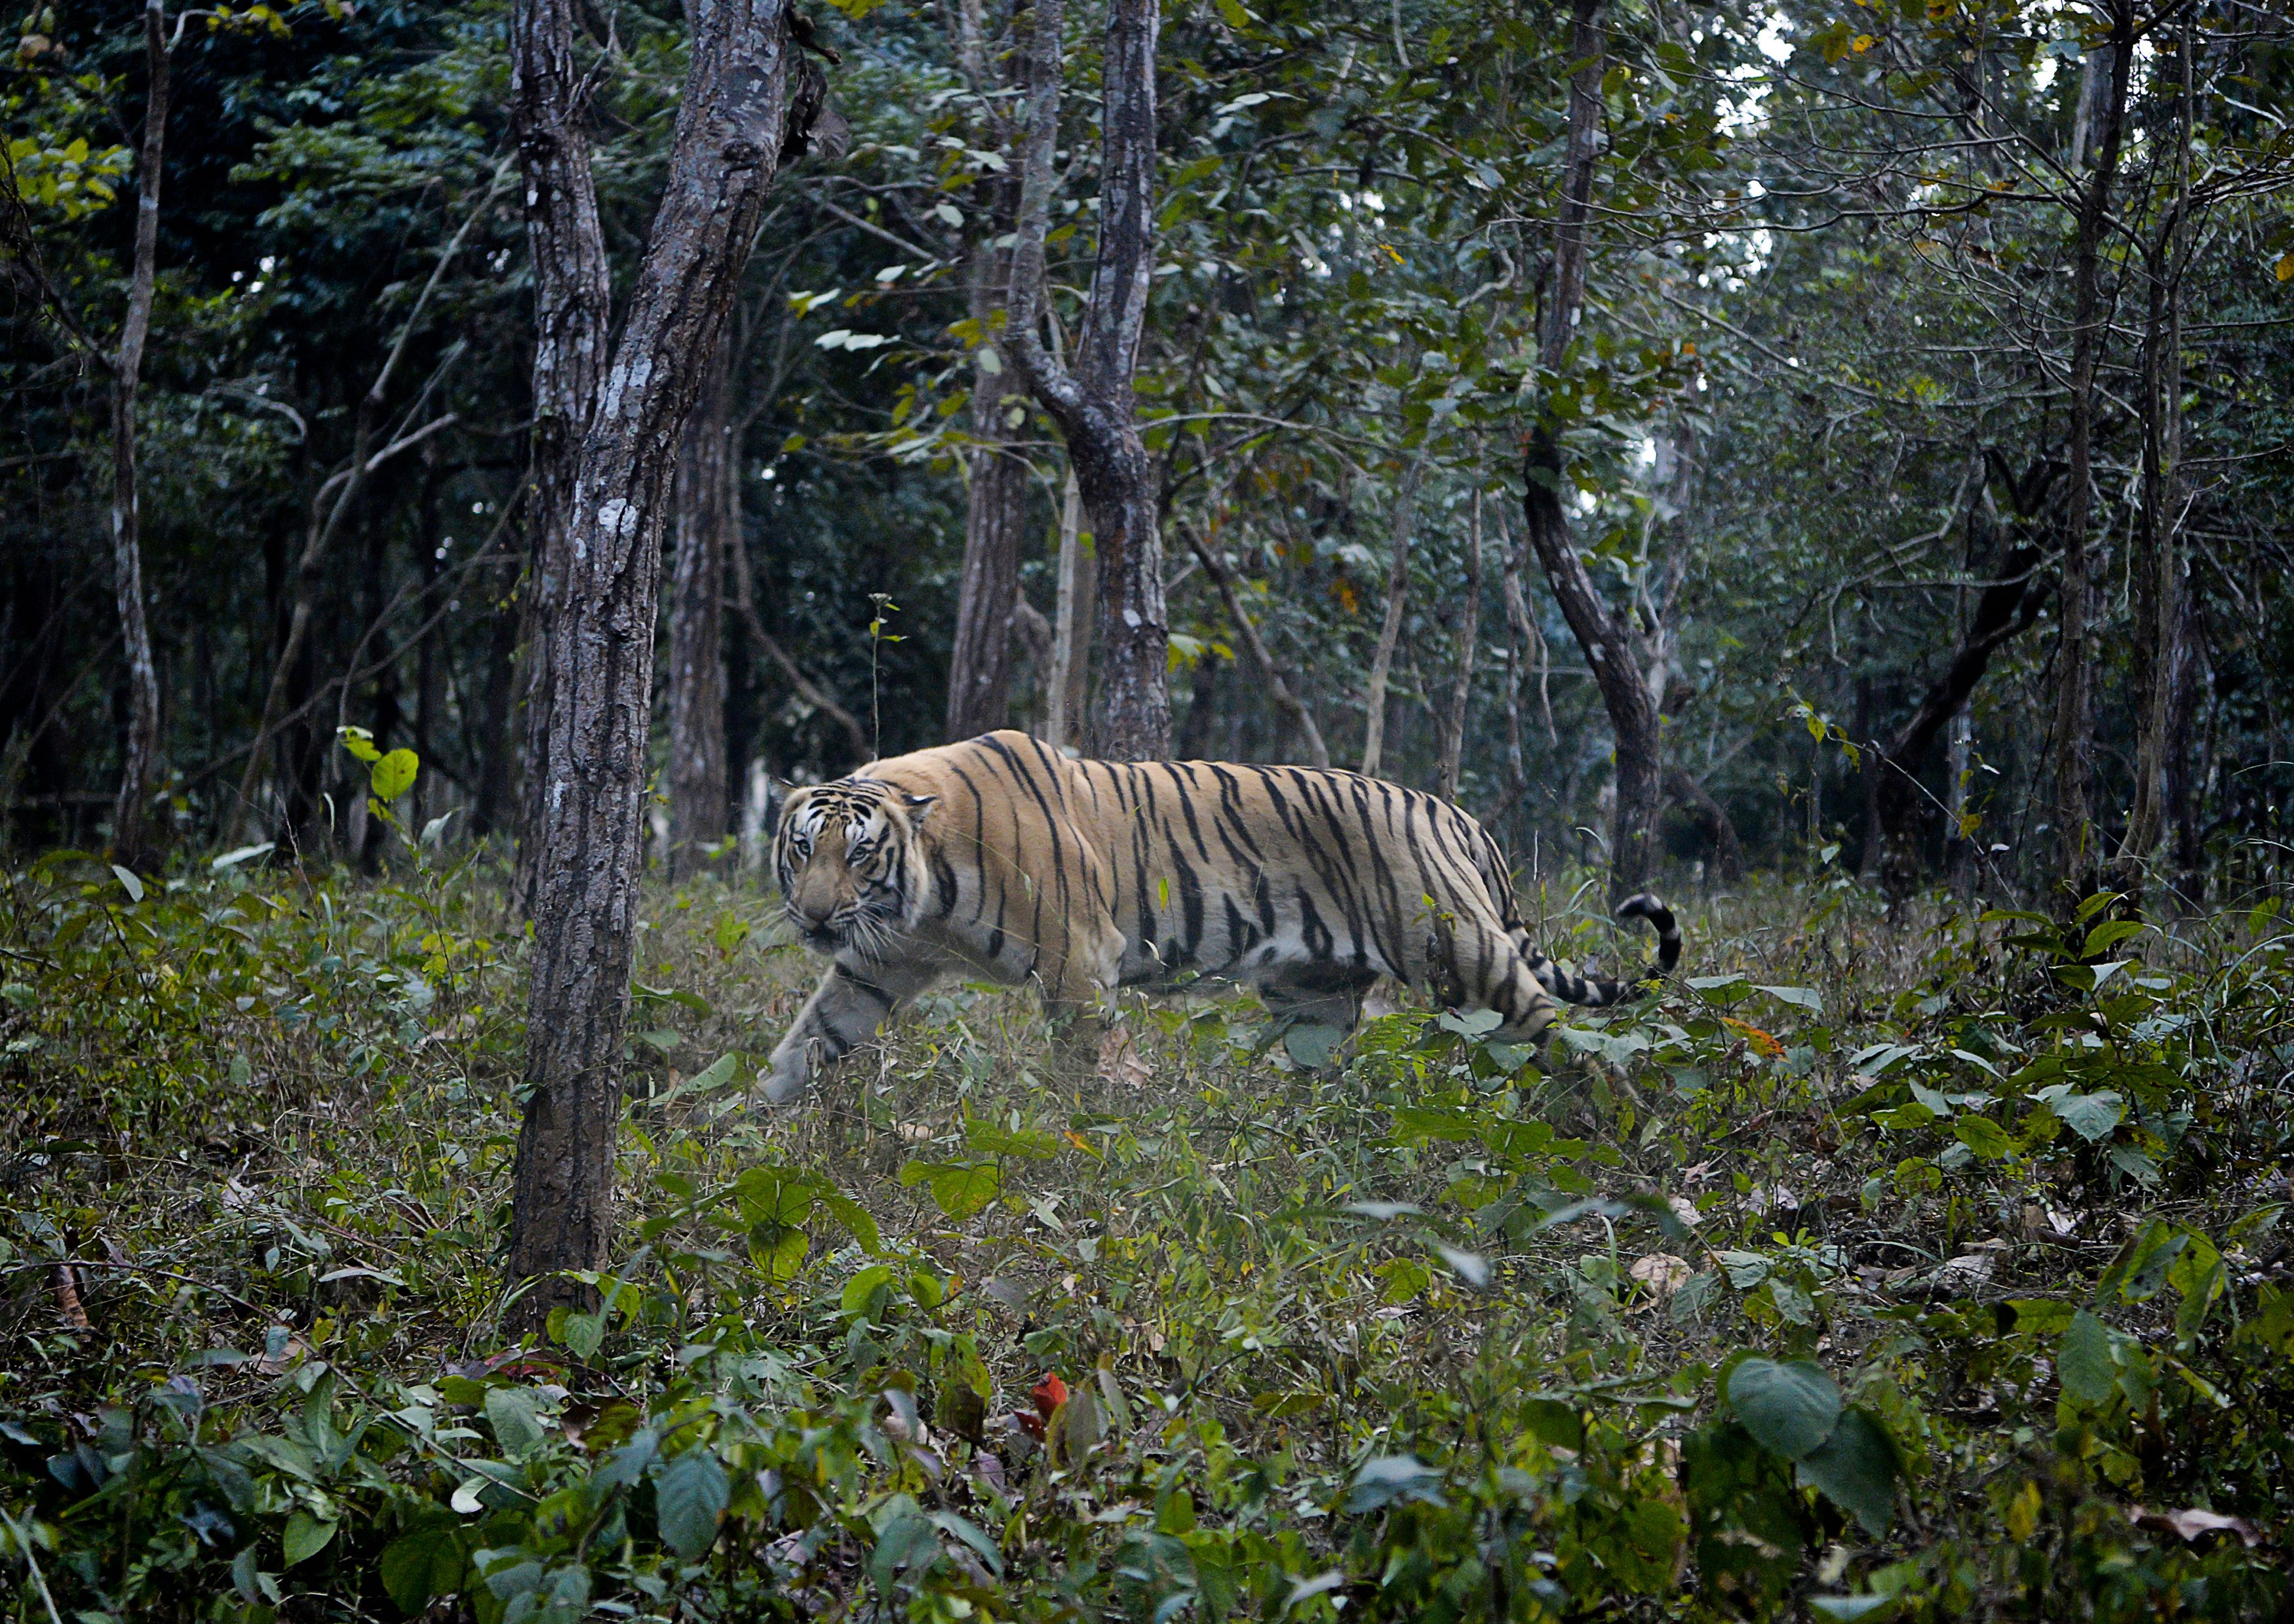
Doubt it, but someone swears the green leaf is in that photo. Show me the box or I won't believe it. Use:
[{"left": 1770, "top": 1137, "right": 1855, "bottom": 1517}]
[
  {"left": 282, "top": 1509, "right": 337, "bottom": 1568},
  {"left": 370, "top": 748, "right": 419, "bottom": 803},
  {"left": 110, "top": 864, "right": 145, "bottom": 902},
  {"left": 898, "top": 1159, "right": 1001, "bottom": 1219},
  {"left": 653, "top": 1447, "right": 730, "bottom": 1559},
  {"left": 842, "top": 1263, "right": 897, "bottom": 1317},
  {"left": 1725, "top": 1357, "right": 1842, "bottom": 1460},
  {"left": 337, "top": 725, "right": 382, "bottom": 764},
  {"left": 2038, "top": 1087, "right": 2124, "bottom": 1143},
  {"left": 1753, "top": 984, "right": 1823, "bottom": 1013},
  {"left": 2083, "top": 918, "right": 2145, "bottom": 956},
  {"left": 1810, "top": 1597, "right": 1897, "bottom": 1621},
  {"left": 1952, "top": 1116, "right": 2017, "bottom": 1160},
  {"left": 1794, "top": 1407, "right": 1899, "bottom": 1535},
  {"left": 378, "top": 1522, "right": 462, "bottom": 1612},
  {"left": 2058, "top": 1310, "right": 2116, "bottom": 1404},
  {"left": 484, "top": 1387, "right": 546, "bottom": 1461},
  {"left": 1346, "top": 1454, "right": 1447, "bottom": 1513},
  {"left": 1283, "top": 1022, "right": 1346, "bottom": 1068},
  {"left": 711, "top": 911, "right": 750, "bottom": 957}
]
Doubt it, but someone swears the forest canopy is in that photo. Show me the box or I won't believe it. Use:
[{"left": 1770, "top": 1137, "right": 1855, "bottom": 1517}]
[{"left": 3, "top": 0, "right": 2287, "bottom": 895}]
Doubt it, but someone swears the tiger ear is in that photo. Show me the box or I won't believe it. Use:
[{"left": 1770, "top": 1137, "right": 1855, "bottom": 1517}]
[
  {"left": 902, "top": 792, "right": 937, "bottom": 828},
  {"left": 764, "top": 777, "right": 799, "bottom": 832}
]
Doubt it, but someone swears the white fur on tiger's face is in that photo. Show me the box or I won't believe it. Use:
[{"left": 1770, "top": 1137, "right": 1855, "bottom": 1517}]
[{"left": 760, "top": 730, "right": 1680, "bottom": 1106}]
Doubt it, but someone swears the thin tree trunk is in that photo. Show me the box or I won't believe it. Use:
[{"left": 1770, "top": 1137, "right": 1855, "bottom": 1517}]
[
  {"left": 1000, "top": 0, "right": 1167, "bottom": 760},
  {"left": 944, "top": 350, "right": 1028, "bottom": 737},
  {"left": 2049, "top": 0, "right": 2133, "bottom": 897},
  {"left": 472, "top": 526, "right": 524, "bottom": 840},
  {"left": 2121, "top": 20, "right": 2192, "bottom": 899},
  {"left": 237, "top": 185, "right": 494, "bottom": 844},
  {"left": 943, "top": 19, "right": 1028, "bottom": 743},
  {"left": 508, "top": 0, "right": 832, "bottom": 1321},
  {"left": 1869, "top": 538, "right": 2048, "bottom": 894},
  {"left": 1180, "top": 520, "right": 1329, "bottom": 767},
  {"left": 1043, "top": 468, "right": 1091, "bottom": 750},
  {"left": 1664, "top": 765, "right": 1743, "bottom": 880},
  {"left": 108, "top": 0, "right": 167, "bottom": 870},
  {"left": 667, "top": 334, "right": 732, "bottom": 878},
  {"left": 1436, "top": 486, "right": 1484, "bottom": 802},
  {"left": 1359, "top": 459, "right": 1420, "bottom": 779},
  {"left": 725, "top": 519, "right": 871, "bottom": 764},
  {"left": 1520, "top": 0, "right": 1662, "bottom": 906}
]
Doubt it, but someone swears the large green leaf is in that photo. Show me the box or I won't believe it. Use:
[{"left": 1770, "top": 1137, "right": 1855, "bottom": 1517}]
[
  {"left": 369, "top": 748, "right": 419, "bottom": 803},
  {"left": 653, "top": 1447, "right": 729, "bottom": 1559},
  {"left": 484, "top": 1386, "right": 546, "bottom": 1461},
  {"left": 378, "top": 1520, "right": 463, "bottom": 1612},
  {"left": 1725, "top": 1357, "right": 1842, "bottom": 1460},
  {"left": 2058, "top": 1309, "right": 2116, "bottom": 1404},
  {"left": 282, "top": 1509, "right": 336, "bottom": 1568},
  {"left": 1794, "top": 1407, "right": 1900, "bottom": 1535}
]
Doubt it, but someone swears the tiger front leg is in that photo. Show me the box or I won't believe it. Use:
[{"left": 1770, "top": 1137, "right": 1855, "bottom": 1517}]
[{"left": 762, "top": 959, "right": 939, "bottom": 1106}]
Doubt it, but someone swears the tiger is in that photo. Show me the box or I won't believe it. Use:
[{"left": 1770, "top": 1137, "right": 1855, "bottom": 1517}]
[{"left": 759, "top": 729, "right": 1680, "bottom": 1104}]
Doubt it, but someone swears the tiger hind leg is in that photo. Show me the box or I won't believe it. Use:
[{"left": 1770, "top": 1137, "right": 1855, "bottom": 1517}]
[
  {"left": 1260, "top": 967, "right": 1378, "bottom": 1037},
  {"left": 1447, "top": 925, "right": 1561, "bottom": 1049}
]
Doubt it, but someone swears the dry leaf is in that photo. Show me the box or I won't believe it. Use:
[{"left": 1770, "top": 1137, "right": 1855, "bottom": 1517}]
[
  {"left": 1667, "top": 1195, "right": 1704, "bottom": 1229},
  {"left": 2132, "top": 1505, "right": 2261, "bottom": 1547},
  {"left": 1097, "top": 1026, "right": 1150, "bottom": 1090},
  {"left": 1629, "top": 1253, "right": 1692, "bottom": 1298}
]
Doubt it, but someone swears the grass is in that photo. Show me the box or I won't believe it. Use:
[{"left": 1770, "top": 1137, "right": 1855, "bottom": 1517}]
[{"left": 2, "top": 843, "right": 2291, "bottom": 1623}]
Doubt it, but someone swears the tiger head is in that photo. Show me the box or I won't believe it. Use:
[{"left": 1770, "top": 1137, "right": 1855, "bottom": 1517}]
[{"left": 770, "top": 778, "right": 937, "bottom": 956}]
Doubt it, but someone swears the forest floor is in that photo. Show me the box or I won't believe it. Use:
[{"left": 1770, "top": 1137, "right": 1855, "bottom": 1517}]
[{"left": 1, "top": 848, "right": 2291, "bottom": 1623}]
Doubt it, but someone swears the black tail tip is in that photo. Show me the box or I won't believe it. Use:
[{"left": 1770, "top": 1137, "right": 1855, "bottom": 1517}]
[
  {"left": 1616, "top": 891, "right": 1682, "bottom": 974},
  {"left": 1616, "top": 891, "right": 1676, "bottom": 933}
]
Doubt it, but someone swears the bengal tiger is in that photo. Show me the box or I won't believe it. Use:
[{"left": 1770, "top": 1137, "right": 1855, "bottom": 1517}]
[{"left": 759, "top": 729, "right": 1680, "bottom": 1104}]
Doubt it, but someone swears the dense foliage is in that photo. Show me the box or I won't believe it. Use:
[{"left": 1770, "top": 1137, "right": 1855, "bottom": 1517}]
[
  {"left": 4, "top": 0, "right": 2290, "bottom": 885},
  {"left": 5, "top": 840, "right": 2292, "bottom": 1620}
]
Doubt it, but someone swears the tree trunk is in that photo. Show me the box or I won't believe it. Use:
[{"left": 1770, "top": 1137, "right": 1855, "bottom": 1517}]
[
  {"left": 2120, "top": 22, "right": 2192, "bottom": 900},
  {"left": 1664, "top": 766, "right": 1743, "bottom": 881},
  {"left": 1436, "top": 486, "right": 1484, "bottom": 802},
  {"left": 511, "top": 0, "right": 617, "bottom": 911},
  {"left": 237, "top": 189, "right": 492, "bottom": 845},
  {"left": 1181, "top": 520, "right": 1329, "bottom": 767},
  {"left": 667, "top": 334, "right": 733, "bottom": 878},
  {"left": 1043, "top": 469, "right": 1092, "bottom": 751},
  {"left": 1868, "top": 536, "right": 2050, "bottom": 895},
  {"left": 508, "top": 0, "right": 831, "bottom": 1322},
  {"left": 2048, "top": 0, "right": 2133, "bottom": 898},
  {"left": 1359, "top": 460, "right": 1420, "bottom": 779},
  {"left": 945, "top": 234, "right": 1030, "bottom": 739},
  {"left": 1000, "top": 0, "right": 1167, "bottom": 760},
  {"left": 1519, "top": 0, "right": 1662, "bottom": 906},
  {"left": 107, "top": 0, "right": 167, "bottom": 871},
  {"left": 725, "top": 514, "right": 872, "bottom": 764}
]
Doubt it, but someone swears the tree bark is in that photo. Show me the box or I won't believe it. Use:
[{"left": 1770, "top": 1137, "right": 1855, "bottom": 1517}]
[
  {"left": 667, "top": 333, "right": 733, "bottom": 877},
  {"left": 944, "top": 282, "right": 1029, "bottom": 738},
  {"left": 1043, "top": 467, "right": 1093, "bottom": 751},
  {"left": 2048, "top": 0, "right": 2133, "bottom": 897},
  {"left": 1868, "top": 533, "right": 2050, "bottom": 894},
  {"left": 508, "top": 0, "right": 831, "bottom": 1321},
  {"left": 107, "top": 0, "right": 167, "bottom": 871},
  {"left": 1519, "top": 0, "right": 1662, "bottom": 906},
  {"left": 237, "top": 184, "right": 494, "bottom": 844},
  {"left": 2120, "top": 20, "right": 2192, "bottom": 899},
  {"left": 1181, "top": 520, "right": 1329, "bottom": 767},
  {"left": 1664, "top": 766, "right": 1743, "bottom": 881},
  {"left": 724, "top": 516, "right": 871, "bottom": 764},
  {"left": 1359, "top": 459, "right": 1420, "bottom": 779},
  {"left": 1436, "top": 486, "right": 1484, "bottom": 802},
  {"left": 1000, "top": 0, "right": 1168, "bottom": 760},
  {"left": 511, "top": 0, "right": 617, "bottom": 911},
  {"left": 944, "top": 1, "right": 1028, "bottom": 743}
]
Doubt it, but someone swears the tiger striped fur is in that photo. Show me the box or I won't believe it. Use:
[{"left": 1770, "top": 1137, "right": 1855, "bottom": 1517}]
[{"left": 761, "top": 729, "right": 1681, "bottom": 1104}]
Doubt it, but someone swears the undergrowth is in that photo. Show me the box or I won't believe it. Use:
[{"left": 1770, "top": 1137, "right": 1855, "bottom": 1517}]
[{"left": 3, "top": 841, "right": 2291, "bottom": 1621}]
